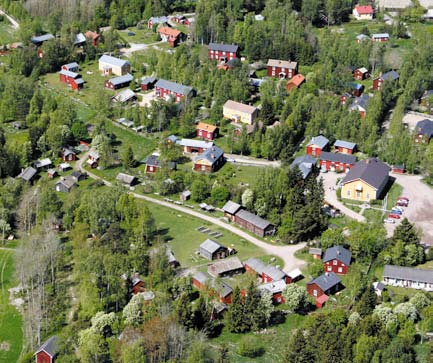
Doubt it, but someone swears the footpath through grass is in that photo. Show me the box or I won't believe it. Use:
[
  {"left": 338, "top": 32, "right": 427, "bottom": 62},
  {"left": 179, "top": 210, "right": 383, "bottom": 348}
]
[{"left": 0, "top": 249, "right": 22, "bottom": 363}]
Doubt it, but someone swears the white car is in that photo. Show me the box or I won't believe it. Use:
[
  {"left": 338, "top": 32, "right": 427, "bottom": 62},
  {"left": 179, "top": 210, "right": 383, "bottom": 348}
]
[{"left": 384, "top": 218, "right": 395, "bottom": 224}]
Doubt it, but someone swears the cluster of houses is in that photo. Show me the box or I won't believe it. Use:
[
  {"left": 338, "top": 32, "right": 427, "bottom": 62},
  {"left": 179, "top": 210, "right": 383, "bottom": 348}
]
[
  {"left": 59, "top": 62, "right": 84, "bottom": 90},
  {"left": 146, "top": 15, "right": 191, "bottom": 47}
]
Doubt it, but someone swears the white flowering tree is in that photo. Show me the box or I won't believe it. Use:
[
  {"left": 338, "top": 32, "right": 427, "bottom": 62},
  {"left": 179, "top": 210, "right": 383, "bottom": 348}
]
[
  {"left": 283, "top": 284, "right": 309, "bottom": 313},
  {"left": 123, "top": 293, "right": 145, "bottom": 327}
]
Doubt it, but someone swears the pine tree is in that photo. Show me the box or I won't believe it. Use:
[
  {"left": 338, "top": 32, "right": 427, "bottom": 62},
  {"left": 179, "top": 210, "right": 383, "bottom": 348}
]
[
  {"left": 392, "top": 218, "right": 419, "bottom": 245},
  {"left": 244, "top": 281, "right": 261, "bottom": 331},
  {"left": 122, "top": 145, "right": 136, "bottom": 170},
  {"left": 284, "top": 329, "right": 315, "bottom": 363},
  {"left": 225, "top": 286, "right": 246, "bottom": 333},
  {"left": 175, "top": 292, "right": 193, "bottom": 329}
]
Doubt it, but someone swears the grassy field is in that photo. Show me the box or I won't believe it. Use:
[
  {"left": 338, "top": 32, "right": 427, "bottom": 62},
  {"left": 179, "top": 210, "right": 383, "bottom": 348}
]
[
  {"left": 0, "top": 21, "right": 18, "bottom": 45},
  {"left": 117, "top": 27, "right": 160, "bottom": 44},
  {"left": 386, "top": 182, "right": 403, "bottom": 210},
  {"left": 0, "top": 250, "right": 22, "bottom": 363},
  {"left": 150, "top": 203, "right": 265, "bottom": 268}
]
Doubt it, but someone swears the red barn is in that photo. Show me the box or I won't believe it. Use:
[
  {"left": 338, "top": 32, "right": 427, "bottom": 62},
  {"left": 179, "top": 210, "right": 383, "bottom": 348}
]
[
  {"left": 141, "top": 76, "right": 157, "bottom": 91},
  {"left": 373, "top": 70, "right": 399, "bottom": 91},
  {"left": 154, "top": 79, "right": 195, "bottom": 102},
  {"left": 323, "top": 245, "right": 351, "bottom": 275},
  {"left": 319, "top": 151, "right": 356, "bottom": 172},
  {"left": 392, "top": 164, "right": 406, "bottom": 174},
  {"left": 334, "top": 140, "right": 356, "bottom": 154},
  {"left": 105, "top": 73, "right": 133, "bottom": 90},
  {"left": 353, "top": 67, "right": 369, "bottom": 80},
  {"left": 307, "top": 272, "right": 342, "bottom": 300},
  {"left": 35, "top": 336, "right": 59, "bottom": 363},
  {"left": 306, "top": 135, "right": 329, "bottom": 157},
  {"left": 267, "top": 59, "right": 298, "bottom": 79},
  {"left": 208, "top": 43, "right": 240, "bottom": 61},
  {"left": 59, "top": 69, "right": 81, "bottom": 84},
  {"left": 196, "top": 122, "right": 218, "bottom": 141}
]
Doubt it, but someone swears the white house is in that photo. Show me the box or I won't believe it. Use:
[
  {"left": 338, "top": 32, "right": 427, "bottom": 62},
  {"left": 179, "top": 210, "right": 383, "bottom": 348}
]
[{"left": 383, "top": 265, "right": 433, "bottom": 292}]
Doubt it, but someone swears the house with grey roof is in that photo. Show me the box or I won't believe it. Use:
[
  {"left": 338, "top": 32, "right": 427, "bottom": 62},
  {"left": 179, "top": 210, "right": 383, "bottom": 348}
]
[
  {"left": 306, "top": 135, "right": 329, "bottom": 157},
  {"left": 258, "top": 279, "right": 287, "bottom": 303},
  {"left": 99, "top": 55, "right": 131, "bottom": 76},
  {"left": 105, "top": 73, "right": 134, "bottom": 90},
  {"left": 290, "top": 155, "right": 317, "bottom": 179},
  {"left": 148, "top": 16, "right": 169, "bottom": 28},
  {"left": 155, "top": 79, "right": 195, "bottom": 102},
  {"left": 414, "top": 119, "right": 433, "bottom": 144},
  {"left": 35, "top": 335, "right": 59, "bottom": 363},
  {"left": 193, "top": 145, "right": 225, "bottom": 172},
  {"left": 234, "top": 209, "right": 275, "bottom": 237},
  {"left": 141, "top": 76, "right": 158, "bottom": 91},
  {"left": 244, "top": 257, "right": 267, "bottom": 276},
  {"left": 349, "top": 94, "right": 371, "bottom": 117},
  {"left": 208, "top": 43, "right": 240, "bottom": 61},
  {"left": 334, "top": 140, "right": 356, "bottom": 154},
  {"left": 383, "top": 265, "right": 433, "bottom": 291},
  {"left": 34, "top": 158, "right": 53, "bottom": 170},
  {"left": 309, "top": 247, "right": 322, "bottom": 259},
  {"left": 62, "top": 62, "right": 79, "bottom": 72},
  {"left": 262, "top": 264, "right": 289, "bottom": 283},
  {"left": 307, "top": 272, "right": 343, "bottom": 299},
  {"left": 199, "top": 239, "right": 229, "bottom": 260},
  {"left": 323, "top": 245, "right": 352, "bottom": 274},
  {"left": 74, "top": 33, "right": 86, "bottom": 46},
  {"left": 373, "top": 70, "right": 399, "bottom": 90},
  {"left": 115, "top": 173, "right": 137, "bottom": 186},
  {"left": 192, "top": 271, "right": 211, "bottom": 289},
  {"left": 341, "top": 158, "right": 390, "bottom": 202},
  {"left": 319, "top": 151, "right": 357, "bottom": 172},
  {"left": 356, "top": 34, "right": 370, "bottom": 42},
  {"left": 17, "top": 166, "right": 37, "bottom": 183},
  {"left": 208, "top": 257, "right": 244, "bottom": 277},
  {"left": 112, "top": 89, "right": 136, "bottom": 103},
  {"left": 55, "top": 176, "right": 77, "bottom": 193},
  {"left": 31, "top": 33, "right": 55, "bottom": 46},
  {"left": 222, "top": 201, "right": 242, "bottom": 221}
]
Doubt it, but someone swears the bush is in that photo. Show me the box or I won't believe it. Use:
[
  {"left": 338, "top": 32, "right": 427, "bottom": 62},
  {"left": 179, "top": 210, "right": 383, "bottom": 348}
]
[
  {"left": 336, "top": 188, "right": 341, "bottom": 200},
  {"left": 237, "top": 336, "right": 265, "bottom": 358}
]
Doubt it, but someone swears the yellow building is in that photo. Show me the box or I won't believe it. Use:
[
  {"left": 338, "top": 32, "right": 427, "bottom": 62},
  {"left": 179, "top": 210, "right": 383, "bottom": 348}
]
[
  {"left": 98, "top": 55, "right": 131, "bottom": 76},
  {"left": 223, "top": 100, "right": 258, "bottom": 125},
  {"left": 341, "top": 158, "right": 390, "bottom": 202}
]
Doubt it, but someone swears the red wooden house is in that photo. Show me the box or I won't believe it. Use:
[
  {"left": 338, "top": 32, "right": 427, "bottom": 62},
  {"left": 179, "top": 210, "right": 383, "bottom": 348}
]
[
  {"left": 84, "top": 31, "right": 100, "bottom": 46},
  {"left": 267, "top": 59, "right": 298, "bottom": 79},
  {"left": 61, "top": 62, "right": 79, "bottom": 72},
  {"left": 353, "top": 67, "right": 369, "bottom": 80},
  {"left": 309, "top": 248, "right": 322, "bottom": 259},
  {"left": 59, "top": 69, "right": 84, "bottom": 90},
  {"left": 158, "top": 27, "right": 184, "bottom": 47},
  {"left": 371, "top": 33, "right": 389, "bottom": 42},
  {"left": 307, "top": 272, "right": 342, "bottom": 307},
  {"left": 193, "top": 145, "right": 225, "bottom": 172},
  {"left": 392, "top": 164, "right": 406, "bottom": 174},
  {"left": 147, "top": 16, "right": 168, "bottom": 29},
  {"left": 104, "top": 73, "right": 133, "bottom": 90},
  {"left": 131, "top": 274, "right": 145, "bottom": 295},
  {"left": 234, "top": 209, "right": 275, "bottom": 237},
  {"left": 262, "top": 264, "right": 290, "bottom": 284},
  {"left": 373, "top": 70, "right": 399, "bottom": 90},
  {"left": 306, "top": 135, "right": 329, "bottom": 157},
  {"left": 177, "top": 138, "right": 214, "bottom": 153},
  {"left": 208, "top": 43, "right": 240, "bottom": 62},
  {"left": 340, "top": 92, "right": 352, "bottom": 106},
  {"left": 35, "top": 336, "right": 59, "bottom": 363},
  {"left": 196, "top": 122, "right": 218, "bottom": 141},
  {"left": 154, "top": 79, "right": 195, "bottom": 102},
  {"left": 193, "top": 271, "right": 210, "bottom": 289},
  {"left": 322, "top": 245, "right": 351, "bottom": 275},
  {"left": 87, "top": 150, "right": 100, "bottom": 168},
  {"left": 142, "top": 154, "right": 176, "bottom": 173},
  {"left": 258, "top": 280, "right": 287, "bottom": 304},
  {"left": 319, "top": 151, "right": 356, "bottom": 172},
  {"left": 141, "top": 76, "right": 157, "bottom": 91},
  {"left": 334, "top": 140, "right": 356, "bottom": 154},
  {"left": 286, "top": 74, "right": 305, "bottom": 92},
  {"left": 172, "top": 14, "right": 190, "bottom": 25}
]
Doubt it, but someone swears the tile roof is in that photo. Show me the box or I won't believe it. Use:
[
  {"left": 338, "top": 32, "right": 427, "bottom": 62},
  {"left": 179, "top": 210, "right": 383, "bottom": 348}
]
[
  {"left": 208, "top": 257, "right": 244, "bottom": 277},
  {"left": 36, "top": 336, "right": 59, "bottom": 358},
  {"left": 223, "top": 100, "right": 258, "bottom": 115},
  {"left": 319, "top": 151, "right": 356, "bottom": 164},
  {"left": 341, "top": 158, "right": 390, "bottom": 190},
  {"left": 383, "top": 265, "right": 433, "bottom": 284},
  {"left": 200, "top": 239, "right": 226, "bottom": 254},
  {"left": 99, "top": 55, "right": 130, "bottom": 68},
  {"left": 235, "top": 209, "right": 272, "bottom": 230},
  {"left": 158, "top": 26, "right": 182, "bottom": 37},
  {"left": 287, "top": 74, "right": 305, "bottom": 87},
  {"left": 196, "top": 122, "right": 218, "bottom": 133},
  {"left": 308, "top": 272, "right": 341, "bottom": 292},
  {"left": 307, "top": 135, "right": 329, "bottom": 149},
  {"left": 334, "top": 140, "right": 356, "bottom": 150},
  {"left": 323, "top": 245, "right": 352, "bottom": 266},
  {"left": 155, "top": 79, "right": 193, "bottom": 96},
  {"left": 415, "top": 119, "right": 433, "bottom": 138},
  {"left": 222, "top": 201, "right": 242, "bottom": 215},
  {"left": 208, "top": 43, "right": 239, "bottom": 53},
  {"left": 267, "top": 59, "right": 298, "bottom": 69},
  {"left": 18, "top": 166, "right": 37, "bottom": 181},
  {"left": 355, "top": 5, "right": 374, "bottom": 14},
  {"left": 108, "top": 73, "right": 133, "bottom": 86},
  {"left": 243, "top": 257, "right": 267, "bottom": 275},
  {"left": 193, "top": 145, "right": 224, "bottom": 166}
]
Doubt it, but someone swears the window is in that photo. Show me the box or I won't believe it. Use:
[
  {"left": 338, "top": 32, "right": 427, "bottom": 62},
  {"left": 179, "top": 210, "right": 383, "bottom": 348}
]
[
  {"left": 366, "top": 193, "right": 370, "bottom": 200},
  {"left": 149, "top": 166, "right": 154, "bottom": 172},
  {"left": 356, "top": 191, "right": 361, "bottom": 198},
  {"left": 347, "top": 190, "right": 351, "bottom": 197},
  {"left": 338, "top": 267, "right": 343, "bottom": 273},
  {"left": 333, "top": 260, "right": 337, "bottom": 265},
  {"left": 313, "top": 289, "right": 318, "bottom": 297},
  {"left": 327, "top": 266, "right": 332, "bottom": 271},
  {"left": 201, "top": 165, "right": 206, "bottom": 171}
]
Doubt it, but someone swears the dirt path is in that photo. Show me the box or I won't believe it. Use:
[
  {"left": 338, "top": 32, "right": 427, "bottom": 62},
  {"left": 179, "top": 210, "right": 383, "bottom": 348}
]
[
  {"left": 0, "top": 9, "right": 19, "bottom": 29},
  {"left": 77, "top": 154, "right": 306, "bottom": 272},
  {"left": 225, "top": 153, "right": 281, "bottom": 168}
]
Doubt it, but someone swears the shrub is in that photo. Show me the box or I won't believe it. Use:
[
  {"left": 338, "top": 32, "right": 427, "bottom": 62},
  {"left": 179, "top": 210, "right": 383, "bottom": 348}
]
[{"left": 237, "top": 336, "right": 265, "bottom": 358}]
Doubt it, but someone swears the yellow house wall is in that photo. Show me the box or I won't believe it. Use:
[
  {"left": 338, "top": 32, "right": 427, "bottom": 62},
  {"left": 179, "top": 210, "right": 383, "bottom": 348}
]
[
  {"left": 341, "top": 180, "right": 377, "bottom": 202},
  {"left": 98, "top": 62, "right": 126, "bottom": 76},
  {"left": 223, "top": 107, "right": 254, "bottom": 125}
]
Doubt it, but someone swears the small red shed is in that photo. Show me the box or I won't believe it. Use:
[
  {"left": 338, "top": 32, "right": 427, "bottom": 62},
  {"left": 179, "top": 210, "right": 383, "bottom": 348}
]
[
  {"left": 35, "top": 336, "right": 59, "bottom": 363},
  {"left": 196, "top": 122, "right": 218, "bottom": 141},
  {"left": 315, "top": 294, "right": 329, "bottom": 308},
  {"left": 306, "top": 135, "right": 329, "bottom": 157}
]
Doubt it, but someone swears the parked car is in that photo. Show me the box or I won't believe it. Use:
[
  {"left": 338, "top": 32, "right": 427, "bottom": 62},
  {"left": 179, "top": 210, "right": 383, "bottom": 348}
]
[
  {"left": 393, "top": 206, "right": 404, "bottom": 212},
  {"left": 396, "top": 200, "right": 408, "bottom": 207},
  {"left": 390, "top": 209, "right": 403, "bottom": 215},
  {"left": 384, "top": 218, "right": 395, "bottom": 224},
  {"left": 397, "top": 196, "right": 409, "bottom": 202},
  {"left": 389, "top": 213, "right": 401, "bottom": 219}
]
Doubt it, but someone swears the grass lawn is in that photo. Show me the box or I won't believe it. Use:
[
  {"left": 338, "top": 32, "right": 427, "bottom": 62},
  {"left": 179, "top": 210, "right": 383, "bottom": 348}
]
[
  {"left": 117, "top": 27, "right": 160, "bottom": 44},
  {"left": 0, "top": 21, "right": 18, "bottom": 45},
  {"left": 385, "top": 182, "right": 403, "bottom": 210},
  {"left": 210, "top": 313, "right": 306, "bottom": 362},
  {"left": 363, "top": 208, "right": 385, "bottom": 223},
  {"left": 0, "top": 250, "right": 22, "bottom": 363},
  {"left": 150, "top": 203, "right": 265, "bottom": 268},
  {"left": 3, "top": 125, "right": 28, "bottom": 149}
]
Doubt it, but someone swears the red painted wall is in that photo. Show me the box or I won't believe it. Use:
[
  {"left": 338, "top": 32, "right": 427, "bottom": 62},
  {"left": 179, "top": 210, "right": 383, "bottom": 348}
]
[
  {"left": 36, "top": 351, "right": 53, "bottom": 363},
  {"left": 336, "top": 146, "right": 354, "bottom": 154},
  {"left": 207, "top": 50, "right": 238, "bottom": 61},
  {"left": 323, "top": 259, "right": 349, "bottom": 275},
  {"left": 267, "top": 66, "right": 297, "bottom": 79},
  {"left": 320, "top": 160, "right": 354, "bottom": 172},
  {"left": 307, "top": 283, "right": 324, "bottom": 298},
  {"left": 196, "top": 129, "right": 215, "bottom": 140},
  {"left": 306, "top": 145, "right": 323, "bottom": 157},
  {"left": 155, "top": 86, "right": 184, "bottom": 102}
]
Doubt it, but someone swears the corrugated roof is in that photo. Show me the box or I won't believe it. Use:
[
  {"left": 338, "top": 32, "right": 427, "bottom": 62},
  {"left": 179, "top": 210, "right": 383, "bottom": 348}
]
[
  {"left": 63, "top": 62, "right": 79, "bottom": 70},
  {"left": 59, "top": 69, "right": 79, "bottom": 78},
  {"left": 323, "top": 245, "right": 352, "bottom": 266},
  {"left": 31, "top": 34, "right": 54, "bottom": 43},
  {"left": 319, "top": 151, "right": 356, "bottom": 164},
  {"left": 222, "top": 201, "right": 242, "bottom": 215},
  {"left": 341, "top": 158, "right": 390, "bottom": 190},
  {"left": 267, "top": 59, "right": 298, "bottom": 69},
  {"left": 243, "top": 257, "right": 266, "bottom": 275},
  {"left": 307, "top": 135, "right": 329, "bottom": 149},
  {"left": 263, "top": 265, "right": 286, "bottom": 281},
  {"left": 108, "top": 73, "right": 133, "bottom": 86},
  {"left": 308, "top": 272, "right": 341, "bottom": 291},
  {"left": 334, "top": 140, "right": 356, "bottom": 150},
  {"left": 208, "top": 257, "right": 244, "bottom": 277},
  {"left": 35, "top": 158, "right": 52, "bottom": 168},
  {"left": 383, "top": 265, "right": 433, "bottom": 284},
  {"left": 223, "top": 100, "right": 258, "bottom": 115},
  {"left": 208, "top": 43, "right": 239, "bottom": 53},
  {"left": 18, "top": 166, "right": 37, "bottom": 181},
  {"left": 178, "top": 138, "right": 214, "bottom": 149},
  {"left": 99, "top": 55, "right": 130, "bottom": 68},
  {"left": 35, "top": 336, "right": 59, "bottom": 357},
  {"left": 114, "top": 89, "right": 136, "bottom": 102},
  {"left": 200, "top": 239, "right": 226, "bottom": 254},
  {"left": 235, "top": 209, "right": 272, "bottom": 230},
  {"left": 155, "top": 79, "right": 193, "bottom": 96}
]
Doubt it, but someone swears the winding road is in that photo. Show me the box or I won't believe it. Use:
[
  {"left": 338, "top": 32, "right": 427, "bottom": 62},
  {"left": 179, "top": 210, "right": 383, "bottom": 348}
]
[{"left": 76, "top": 153, "right": 306, "bottom": 272}]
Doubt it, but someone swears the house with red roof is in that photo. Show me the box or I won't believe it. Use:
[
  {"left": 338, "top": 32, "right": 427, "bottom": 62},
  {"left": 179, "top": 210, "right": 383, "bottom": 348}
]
[
  {"left": 196, "top": 122, "right": 218, "bottom": 140},
  {"left": 158, "top": 27, "right": 185, "bottom": 47},
  {"left": 353, "top": 5, "right": 374, "bottom": 20},
  {"left": 286, "top": 74, "right": 305, "bottom": 92}
]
